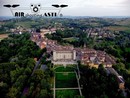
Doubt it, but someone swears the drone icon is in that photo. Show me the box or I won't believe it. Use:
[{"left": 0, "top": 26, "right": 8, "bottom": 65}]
[{"left": 3, "top": 4, "right": 68, "bottom": 17}]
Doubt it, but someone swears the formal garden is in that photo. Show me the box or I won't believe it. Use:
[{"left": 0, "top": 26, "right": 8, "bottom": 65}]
[{"left": 54, "top": 66, "right": 83, "bottom": 98}]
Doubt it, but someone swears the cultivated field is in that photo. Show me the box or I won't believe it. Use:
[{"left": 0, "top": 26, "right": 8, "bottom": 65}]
[
  {"left": 108, "top": 26, "right": 130, "bottom": 32},
  {"left": 0, "top": 34, "right": 8, "bottom": 41}
]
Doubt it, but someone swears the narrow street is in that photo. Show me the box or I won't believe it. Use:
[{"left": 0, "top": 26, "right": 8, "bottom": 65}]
[{"left": 31, "top": 53, "right": 45, "bottom": 76}]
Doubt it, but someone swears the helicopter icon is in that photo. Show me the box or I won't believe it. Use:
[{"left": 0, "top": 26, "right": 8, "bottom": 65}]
[{"left": 3, "top": 4, "right": 68, "bottom": 17}]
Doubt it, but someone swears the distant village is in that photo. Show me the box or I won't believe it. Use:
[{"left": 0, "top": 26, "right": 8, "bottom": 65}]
[{"left": 84, "top": 27, "right": 116, "bottom": 38}]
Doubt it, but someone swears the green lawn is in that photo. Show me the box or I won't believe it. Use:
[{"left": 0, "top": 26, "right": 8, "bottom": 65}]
[
  {"left": 63, "top": 37, "right": 78, "bottom": 42},
  {"left": 55, "top": 73, "right": 78, "bottom": 88},
  {"left": 55, "top": 66, "right": 75, "bottom": 72},
  {"left": 54, "top": 66, "right": 80, "bottom": 97},
  {"left": 56, "top": 90, "right": 80, "bottom": 98}
]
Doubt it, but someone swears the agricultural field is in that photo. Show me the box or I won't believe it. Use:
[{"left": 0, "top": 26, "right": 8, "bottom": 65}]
[
  {"left": 114, "top": 18, "right": 130, "bottom": 26},
  {"left": 107, "top": 26, "right": 130, "bottom": 32},
  {"left": 0, "top": 34, "right": 8, "bottom": 41},
  {"left": 15, "top": 21, "right": 42, "bottom": 28}
]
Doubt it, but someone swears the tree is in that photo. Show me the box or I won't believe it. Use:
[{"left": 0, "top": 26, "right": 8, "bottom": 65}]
[
  {"left": 24, "top": 67, "right": 32, "bottom": 75},
  {"left": 100, "top": 93, "right": 109, "bottom": 98},
  {"left": 6, "top": 87, "right": 18, "bottom": 98},
  {"left": 32, "top": 69, "right": 44, "bottom": 83},
  {"left": 80, "top": 65, "right": 120, "bottom": 98},
  {"left": 37, "top": 89, "right": 49, "bottom": 98}
]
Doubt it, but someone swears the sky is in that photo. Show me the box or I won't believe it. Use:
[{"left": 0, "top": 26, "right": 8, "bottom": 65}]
[{"left": 0, "top": 0, "right": 130, "bottom": 16}]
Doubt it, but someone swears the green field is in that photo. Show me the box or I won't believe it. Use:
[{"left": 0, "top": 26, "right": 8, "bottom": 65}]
[
  {"left": 55, "top": 73, "right": 77, "bottom": 88},
  {"left": 54, "top": 66, "right": 81, "bottom": 98},
  {"left": 108, "top": 26, "right": 130, "bottom": 31},
  {"left": 56, "top": 90, "right": 80, "bottom": 98},
  {"left": 55, "top": 66, "right": 75, "bottom": 72},
  {"left": 63, "top": 37, "right": 78, "bottom": 42},
  {"left": 15, "top": 21, "right": 41, "bottom": 28}
]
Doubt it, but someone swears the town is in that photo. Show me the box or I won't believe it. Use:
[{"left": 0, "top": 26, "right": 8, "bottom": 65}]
[
  {"left": 0, "top": 17, "right": 130, "bottom": 98},
  {"left": 30, "top": 27, "right": 126, "bottom": 91}
]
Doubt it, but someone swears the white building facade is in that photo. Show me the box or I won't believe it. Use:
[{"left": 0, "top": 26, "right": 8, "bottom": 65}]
[{"left": 52, "top": 49, "right": 77, "bottom": 66}]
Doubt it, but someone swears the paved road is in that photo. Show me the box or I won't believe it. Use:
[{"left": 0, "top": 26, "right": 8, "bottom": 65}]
[
  {"left": 76, "top": 64, "right": 80, "bottom": 79},
  {"left": 31, "top": 53, "right": 44, "bottom": 76},
  {"left": 41, "top": 64, "right": 48, "bottom": 70}
]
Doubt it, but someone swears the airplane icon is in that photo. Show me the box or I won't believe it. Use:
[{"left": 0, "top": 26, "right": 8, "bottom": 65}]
[{"left": 4, "top": 4, "right": 20, "bottom": 8}]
